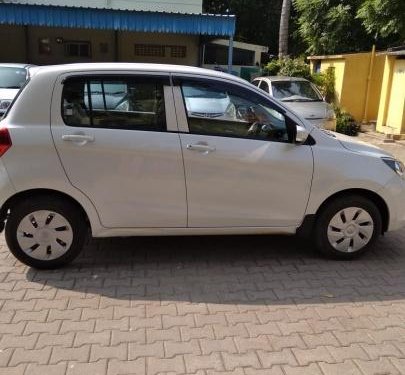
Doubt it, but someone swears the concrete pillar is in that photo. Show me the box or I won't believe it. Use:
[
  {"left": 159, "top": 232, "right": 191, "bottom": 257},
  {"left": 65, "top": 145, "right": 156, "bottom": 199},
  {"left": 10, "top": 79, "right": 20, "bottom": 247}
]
[
  {"left": 227, "top": 36, "right": 233, "bottom": 74},
  {"left": 376, "top": 55, "right": 395, "bottom": 133}
]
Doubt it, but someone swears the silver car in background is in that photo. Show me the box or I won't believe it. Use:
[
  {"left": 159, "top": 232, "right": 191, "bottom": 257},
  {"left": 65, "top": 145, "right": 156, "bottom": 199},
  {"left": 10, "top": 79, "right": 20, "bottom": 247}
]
[
  {"left": 0, "top": 64, "right": 34, "bottom": 116},
  {"left": 252, "top": 76, "right": 336, "bottom": 130}
]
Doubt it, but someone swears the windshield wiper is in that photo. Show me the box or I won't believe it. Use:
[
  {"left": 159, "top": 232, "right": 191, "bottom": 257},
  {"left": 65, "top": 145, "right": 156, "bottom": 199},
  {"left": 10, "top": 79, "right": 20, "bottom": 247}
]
[
  {"left": 282, "top": 98, "right": 311, "bottom": 102},
  {"left": 0, "top": 86, "right": 21, "bottom": 89}
]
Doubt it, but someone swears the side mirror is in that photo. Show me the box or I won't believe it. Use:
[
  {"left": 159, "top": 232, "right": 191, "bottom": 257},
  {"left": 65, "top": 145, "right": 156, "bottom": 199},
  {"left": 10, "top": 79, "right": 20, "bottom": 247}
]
[{"left": 295, "top": 125, "right": 310, "bottom": 144}]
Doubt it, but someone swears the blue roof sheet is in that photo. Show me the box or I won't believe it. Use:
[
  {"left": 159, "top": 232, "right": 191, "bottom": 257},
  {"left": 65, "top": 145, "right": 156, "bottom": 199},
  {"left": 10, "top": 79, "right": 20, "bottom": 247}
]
[{"left": 0, "top": 3, "right": 235, "bottom": 36}]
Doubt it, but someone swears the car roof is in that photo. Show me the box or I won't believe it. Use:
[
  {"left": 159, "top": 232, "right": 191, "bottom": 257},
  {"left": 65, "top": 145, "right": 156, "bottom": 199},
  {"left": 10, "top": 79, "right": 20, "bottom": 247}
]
[
  {"left": 8, "top": 63, "right": 315, "bottom": 133},
  {"left": 29, "top": 63, "right": 248, "bottom": 85},
  {"left": 0, "top": 63, "right": 35, "bottom": 69},
  {"left": 254, "top": 76, "right": 309, "bottom": 82}
]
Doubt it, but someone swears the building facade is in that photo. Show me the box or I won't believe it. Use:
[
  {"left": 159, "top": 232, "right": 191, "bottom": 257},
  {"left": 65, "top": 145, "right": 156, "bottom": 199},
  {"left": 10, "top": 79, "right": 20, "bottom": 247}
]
[
  {"left": 376, "top": 49, "right": 405, "bottom": 138},
  {"left": 309, "top": 47, "right": 405, "bottom": 138},
  {"left": 309, "top": 51, "right": 385, "bottom": 124},
  {"left": 202, "top": 39, "right": 268, "bottom": 80},
  {"left": 0, "top": 1, "right": 235, "bottom": 68}
]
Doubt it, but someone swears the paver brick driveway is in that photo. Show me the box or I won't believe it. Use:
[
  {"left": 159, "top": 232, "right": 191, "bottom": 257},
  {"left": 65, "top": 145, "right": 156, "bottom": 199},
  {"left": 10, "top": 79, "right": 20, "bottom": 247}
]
[{"left": 1, "top": 230, "right": 405, "bottom": 375}]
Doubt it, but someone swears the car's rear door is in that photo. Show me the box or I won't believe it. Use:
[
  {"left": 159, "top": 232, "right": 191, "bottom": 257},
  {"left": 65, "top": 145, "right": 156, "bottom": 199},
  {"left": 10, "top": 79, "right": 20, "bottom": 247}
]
[{"left": 51, "top": 72, "right": 187, "bottom": 228}]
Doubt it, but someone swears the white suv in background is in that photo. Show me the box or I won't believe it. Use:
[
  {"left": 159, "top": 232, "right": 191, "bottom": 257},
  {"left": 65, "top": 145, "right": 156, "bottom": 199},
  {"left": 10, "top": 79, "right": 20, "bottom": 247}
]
[
  {"left": 0, "top": 63, "right": 404, "bottom": 269},
  {"left": 252, "top": 76, "right": 336, "bottom": 130},
  {"left": 0, "top": 63, "right": 34, "bottom": 116}
]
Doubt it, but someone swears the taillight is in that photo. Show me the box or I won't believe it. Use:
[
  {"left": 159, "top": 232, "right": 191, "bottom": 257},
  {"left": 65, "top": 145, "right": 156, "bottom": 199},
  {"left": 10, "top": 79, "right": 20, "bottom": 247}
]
[{"left": 0, "top": 128, "right": 12, "bottom": 157}]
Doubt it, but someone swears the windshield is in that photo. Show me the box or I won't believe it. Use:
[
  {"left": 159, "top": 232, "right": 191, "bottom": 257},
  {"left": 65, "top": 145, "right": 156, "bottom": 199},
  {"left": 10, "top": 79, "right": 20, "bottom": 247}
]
[
  {"left": 0, "top": 67, "right": 28, "bottom": 89},
  {"left": 272, "top": 80, "right": 322, "bottom": 102}
]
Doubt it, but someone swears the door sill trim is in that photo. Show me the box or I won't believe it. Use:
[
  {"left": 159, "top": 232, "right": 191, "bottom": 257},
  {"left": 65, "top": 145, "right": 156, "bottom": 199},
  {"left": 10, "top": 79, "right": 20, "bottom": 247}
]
[{"left": 93, "top": 226, "right": 297, "bottom": 238}]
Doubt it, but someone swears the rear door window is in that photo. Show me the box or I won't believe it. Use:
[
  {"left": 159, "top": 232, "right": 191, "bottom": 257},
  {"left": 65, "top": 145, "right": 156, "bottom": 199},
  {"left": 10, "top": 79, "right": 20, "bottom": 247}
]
[{"left": 62, "top": 76, "right": 168, "bottom": 131}]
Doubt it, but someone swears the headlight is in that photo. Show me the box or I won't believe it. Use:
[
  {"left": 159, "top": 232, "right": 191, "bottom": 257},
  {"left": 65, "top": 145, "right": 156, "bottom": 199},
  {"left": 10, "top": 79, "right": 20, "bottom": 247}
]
[
  {"left": 382, "top": 157, "right": 404, "bottom": 178},
  {"left": 0, "top": 100, "right": 12, "bottom": 111}
]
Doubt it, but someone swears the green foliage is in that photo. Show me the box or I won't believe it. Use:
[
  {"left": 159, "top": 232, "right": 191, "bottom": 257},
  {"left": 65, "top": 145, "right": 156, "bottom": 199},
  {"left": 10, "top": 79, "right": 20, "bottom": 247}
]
[
  {"left": 278, "top": 57, "right": 311, "bottom": 79},
  {"left": 202, "top": 0, "right": 405, "bottom": 57},
  {"left": 335, "top": 108, "right": 360, "bottom": 136},
  {"left": 263, "top": 59, "right": 282, "bottom": 76},
  {"left": 263, "top": 57, "right": 311, "bottom": 79},
  {"left": 293, "top": 0, "right": 372, "bottom": 55},
  {"left": 310, "top": 73, "right": 324, "bottom": 88},
  {"left": 311, "top": 67, "right": 336, "bottom": 103},
  {"left": 357, "top": 0, "right": 405, "bottom": 40}
]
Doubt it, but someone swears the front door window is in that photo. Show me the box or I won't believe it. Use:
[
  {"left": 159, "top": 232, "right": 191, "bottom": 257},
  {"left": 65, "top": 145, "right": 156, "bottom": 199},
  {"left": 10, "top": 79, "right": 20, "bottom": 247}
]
[{"left": 181, "top": 80, "right": 290, "bottom": 143}]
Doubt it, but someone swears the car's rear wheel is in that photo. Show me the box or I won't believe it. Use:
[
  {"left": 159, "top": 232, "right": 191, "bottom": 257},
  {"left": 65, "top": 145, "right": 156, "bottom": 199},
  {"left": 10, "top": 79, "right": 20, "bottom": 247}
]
[
  {"left": 315, "top": 195, "right": 382, "bottom": 259},
  {"left": 5, "top": 196, "right": 86, "bottom": 269}
]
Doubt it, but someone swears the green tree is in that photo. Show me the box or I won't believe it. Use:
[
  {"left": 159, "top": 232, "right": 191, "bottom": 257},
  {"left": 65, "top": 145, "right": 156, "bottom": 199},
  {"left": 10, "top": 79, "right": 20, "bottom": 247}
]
[
  {"left": 357, "top": 0, "right": 405, "bottom": 41},
  {"left": 294, "top": 0, "right": 373, "bottom": 55},
  {"left": 203, "top": 0, "right": 405, "bottom": 59}
]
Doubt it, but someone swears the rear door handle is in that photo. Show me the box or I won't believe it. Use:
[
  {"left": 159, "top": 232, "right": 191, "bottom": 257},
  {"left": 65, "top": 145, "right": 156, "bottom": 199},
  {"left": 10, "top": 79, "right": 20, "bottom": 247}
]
[
  {"left": 186, "top": 144, "right": 216, "bottom": 153},
  {"left": 62, "top": 134, "right": 95, "bottom": 145}
]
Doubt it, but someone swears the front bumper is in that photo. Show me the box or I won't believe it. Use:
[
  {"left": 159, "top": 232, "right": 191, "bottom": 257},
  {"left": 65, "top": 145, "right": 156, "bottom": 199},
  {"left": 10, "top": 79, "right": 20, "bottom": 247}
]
[{"left": 379, "top": 175, "right": 405, "bottom": 231}]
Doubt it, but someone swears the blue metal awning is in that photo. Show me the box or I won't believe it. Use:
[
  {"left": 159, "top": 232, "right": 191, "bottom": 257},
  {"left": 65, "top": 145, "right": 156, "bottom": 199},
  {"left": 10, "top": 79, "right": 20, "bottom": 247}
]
[{"left": 0, "top": 3, "right": 235, "bottom": 37}]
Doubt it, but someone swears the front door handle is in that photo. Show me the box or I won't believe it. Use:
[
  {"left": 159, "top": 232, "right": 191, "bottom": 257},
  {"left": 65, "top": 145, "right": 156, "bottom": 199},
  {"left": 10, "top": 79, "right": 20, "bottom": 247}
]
[
  {"left": 62, "top": 134, "right": 95, "bottom": 145},
  {"left": 186, "top": 144, "right": 216, "bottom": 153}
]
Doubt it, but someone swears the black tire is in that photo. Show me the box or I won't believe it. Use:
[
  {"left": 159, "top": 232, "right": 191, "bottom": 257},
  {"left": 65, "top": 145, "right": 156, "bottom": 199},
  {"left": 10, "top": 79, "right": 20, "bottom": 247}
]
[
  {"left": 5, "top": 196, "right": 87, "bottom": 269},
  {"left": 315, "top": 195, "right": 382, "bottom": 260}
]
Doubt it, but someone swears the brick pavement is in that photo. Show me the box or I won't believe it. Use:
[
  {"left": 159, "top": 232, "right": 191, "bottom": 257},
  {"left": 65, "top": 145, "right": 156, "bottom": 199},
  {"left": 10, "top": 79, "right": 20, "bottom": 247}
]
[{"left": 1, "top": 230, "right": 405, "bottom": 374}]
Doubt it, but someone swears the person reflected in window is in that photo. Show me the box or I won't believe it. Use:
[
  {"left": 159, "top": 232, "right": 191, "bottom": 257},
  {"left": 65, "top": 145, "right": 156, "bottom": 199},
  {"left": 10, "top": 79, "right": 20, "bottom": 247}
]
[
  {"left": 244, "top": 105, "right": 287, "bottom": 141},
  {"left": 63, "top": 84, "right": 90, "bottom": 126}
]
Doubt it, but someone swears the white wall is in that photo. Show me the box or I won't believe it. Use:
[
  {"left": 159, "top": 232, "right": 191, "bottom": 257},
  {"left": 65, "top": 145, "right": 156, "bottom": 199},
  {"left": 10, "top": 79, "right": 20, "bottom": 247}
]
[{"left": 8, "top": 0, "right": 203, "bottom": 13}]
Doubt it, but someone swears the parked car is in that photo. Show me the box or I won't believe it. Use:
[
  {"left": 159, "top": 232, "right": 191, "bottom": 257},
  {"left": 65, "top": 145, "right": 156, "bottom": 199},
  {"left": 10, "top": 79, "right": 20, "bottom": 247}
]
[
  {"left": 0, "top": 63, "right": 404, "bottom": 269},
  {"left": 182, "top": 84, "right": 233, "bottom": 119},
  {"left": 252, "top": 76, "right": 336, "bottom": 130},
  {"left": 0, "top": 64, "right": 34, "bottom": 116}
]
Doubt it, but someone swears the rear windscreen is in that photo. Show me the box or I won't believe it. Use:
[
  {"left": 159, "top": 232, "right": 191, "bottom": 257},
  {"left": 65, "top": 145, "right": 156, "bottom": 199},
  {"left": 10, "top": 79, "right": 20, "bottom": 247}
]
[{"left": 0, "top": 76, "right": 30, "bottom": 121}]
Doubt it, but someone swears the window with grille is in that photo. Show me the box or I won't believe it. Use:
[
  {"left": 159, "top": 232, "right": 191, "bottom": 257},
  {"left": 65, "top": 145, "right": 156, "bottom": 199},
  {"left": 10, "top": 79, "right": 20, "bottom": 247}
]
[
  {"left": 170, "top": 46, "right": 187, "bottom": 58},
  {"left": 134, "top": 44, "right": 165, "bottom": 57},
  {"left": 65, "top": 41, "right": 91, "bottom": 58}
]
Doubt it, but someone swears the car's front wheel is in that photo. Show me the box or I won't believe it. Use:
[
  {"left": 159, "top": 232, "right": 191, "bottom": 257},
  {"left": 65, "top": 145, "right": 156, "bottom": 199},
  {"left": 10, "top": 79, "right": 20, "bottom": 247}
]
[
  {"left": 315, "top": 195, "right": 382, "bottom": 259},
  {"left": 5, "top": 196, "right": 86, "bottom": 269}
]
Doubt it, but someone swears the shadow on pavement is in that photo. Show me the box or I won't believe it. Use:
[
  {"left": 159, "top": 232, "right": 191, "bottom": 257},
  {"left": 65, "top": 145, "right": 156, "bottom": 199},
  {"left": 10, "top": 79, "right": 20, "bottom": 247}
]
[{"left": 25, "top": 232, "right": 405, "bottom": 306}]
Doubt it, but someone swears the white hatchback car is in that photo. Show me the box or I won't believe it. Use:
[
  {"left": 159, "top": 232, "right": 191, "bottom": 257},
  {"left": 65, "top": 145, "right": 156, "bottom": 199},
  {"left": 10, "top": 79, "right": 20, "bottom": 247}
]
[{"left": 0, "top": 63, "right": 404, "bottom": 269}]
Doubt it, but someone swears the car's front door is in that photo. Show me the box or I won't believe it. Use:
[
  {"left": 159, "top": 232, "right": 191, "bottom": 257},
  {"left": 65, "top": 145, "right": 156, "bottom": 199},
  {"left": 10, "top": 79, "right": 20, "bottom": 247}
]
[
  {"left": 175, "top": 77, "right": 314, "bottom": 228},
  {"left": 51, "top": 73, "right": 187, "bottom": 228}
]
